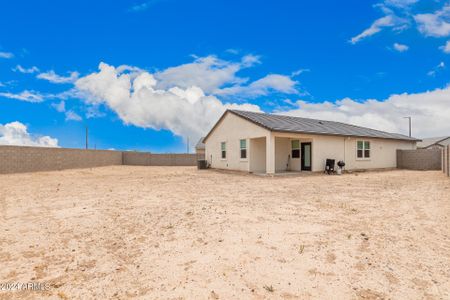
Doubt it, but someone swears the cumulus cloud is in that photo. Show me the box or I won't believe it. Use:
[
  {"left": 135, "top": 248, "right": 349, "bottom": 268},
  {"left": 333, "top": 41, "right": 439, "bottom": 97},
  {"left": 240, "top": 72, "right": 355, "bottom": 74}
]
[
  {"left": 75, "top": 62, "right": 261, "bottom": 142},
  {"left": 280, "top": 85, "right": 450, "bottom": 138},
  {"left": 0, "top": 121, "right": 58, "bottom": 147},
  {"left": 216, "top": 74, "right": 298, "bottom": 98},
  {"left": 0, "top": 90, "right": 44, "bottom": 102},
  {"left": 0, "top": 51, "right": 14, "bottom": 59},
  {"left": 154, "top": 55, "right": 260, "bottom": 93},
  {"left": 37, "top": 70, "right": 79, "bottom": 84},
  {"left": 414, "top": 5, "right": 450, "bottom": 37},
  {"left": 393, "top": 42, "right": 409, "bottom": 52},
  {"left": 13, "top": 65, "right": 40, "bottom": 74}
]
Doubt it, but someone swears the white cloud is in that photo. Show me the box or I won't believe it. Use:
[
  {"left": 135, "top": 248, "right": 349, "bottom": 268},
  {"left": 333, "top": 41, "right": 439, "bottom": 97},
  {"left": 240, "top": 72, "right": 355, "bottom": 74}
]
[
  {"left": 427, "top": 61, "right": 445, "bottom": 76},
  {"left": 216, "top": 74, "right": 298, "bottom": 98},
  {"left": 65, "top": 110, "right": 82, "bottom": 121},
  {"left": 414, "top": 5, "right": 450, "bottom": 37},
  {"left": 352, "top": 1, "right": 450, "bottom": 43},
  {"left": 152, "top": 54, "right": 297, "bottom": 99},
  {"left": 351, "top": 15, "right": 399, "bottom": 44},
  {"left": 51, "top": 101, "right": 66, "bottom": 112},
  {"left": 50, "top": 100, "right": 82, "bottom": 121},
  {"left": 154, "top": 55, "right": 256, "bottom": 93},
  {"left": 0, "top": 52, "right": 14, "bottom": 59},
  {"left": 441, "top": 40, "right": 450, "bottom": 53},
  {"left": 225, "top": 48, "right": 240, "bottom": 55},
  {"left": 75, "top": 62, "right": 261, "bottom": 142},
  {"left": 384, "top": 0, "right": 418, "bottom": 8},
  {"left": 37, "top": 70, "right": 79, "bottom": 84},
  {"left": 393, "top": 42, "right": 409, "bottom": 52},
  {"left": 280, "top": 85, "right": 450, "bottom": 138},
  {"left": 129, "top": 0, "right": 161, "bottom": 12},
  {"left": 0, "top": 121, "right": 58, "bottom": 147},
  {"left": 241, "top": 54, "right": 261, "bottom": 67},
  {"left": 13, "top": 65, "right": 40, "bottom": 74},
  {"left": 291, "top": 69, "right": 310, "bottom": 77},
  {"left": 0, "top": 90, "right": 44, "bottom": 102}
]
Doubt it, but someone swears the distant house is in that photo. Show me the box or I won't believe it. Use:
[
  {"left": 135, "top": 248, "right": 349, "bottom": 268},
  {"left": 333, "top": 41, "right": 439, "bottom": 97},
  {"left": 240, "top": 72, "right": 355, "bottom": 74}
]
[
  {"left": 203, "top": 110, "right": 419, "bottom": 174},
  {"left": 417, "top": 137, "right": 450, "bottom": 150},
  {"left": 195, "top": 137, "right": 205, "bottom": 159}
]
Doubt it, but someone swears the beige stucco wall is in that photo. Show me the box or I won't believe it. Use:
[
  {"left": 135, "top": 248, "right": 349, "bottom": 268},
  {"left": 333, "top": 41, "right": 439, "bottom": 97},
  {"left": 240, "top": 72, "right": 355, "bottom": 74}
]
[
  {"left": 205, "top": 113, "right": 416, "bottom": 174},
  {"left": 249, "top": 137, "right": 266, "bottom": 173},
  {"left": 273, "top": 132, "right": 416, "bottom": 172},
  {"left": 205, "top": 112, "right": 269, "bottom": 172},
  {"left": 275, "top": 137, "right": 290, "bottom": 172}
]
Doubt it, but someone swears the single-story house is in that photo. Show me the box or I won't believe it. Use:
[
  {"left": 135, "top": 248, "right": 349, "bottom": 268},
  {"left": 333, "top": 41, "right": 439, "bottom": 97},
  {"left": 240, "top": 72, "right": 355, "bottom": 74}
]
[
  {"left": 203, "top": 110, "right": 419, "bottom": 174},
  {"left": 417, "top": 136, "right": 450, "bottom": 150}
]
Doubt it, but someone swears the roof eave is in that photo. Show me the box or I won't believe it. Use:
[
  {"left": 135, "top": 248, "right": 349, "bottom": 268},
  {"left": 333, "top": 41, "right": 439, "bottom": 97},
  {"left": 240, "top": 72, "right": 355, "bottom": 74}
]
[{"left": 269, "top": 129, "right": 420, "bottom": 142}]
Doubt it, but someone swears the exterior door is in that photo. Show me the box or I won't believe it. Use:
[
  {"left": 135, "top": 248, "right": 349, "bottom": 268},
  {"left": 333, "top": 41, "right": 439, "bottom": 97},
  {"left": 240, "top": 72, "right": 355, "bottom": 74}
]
[{"left": 301, "top": 142, "right": 312, "bottom": 171}]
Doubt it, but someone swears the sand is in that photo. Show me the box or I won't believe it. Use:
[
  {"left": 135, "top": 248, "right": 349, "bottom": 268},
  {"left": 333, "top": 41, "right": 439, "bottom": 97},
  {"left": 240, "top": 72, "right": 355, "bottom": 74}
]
[{"left": 0, "top": 166, "right": 449, "bottom": 299}]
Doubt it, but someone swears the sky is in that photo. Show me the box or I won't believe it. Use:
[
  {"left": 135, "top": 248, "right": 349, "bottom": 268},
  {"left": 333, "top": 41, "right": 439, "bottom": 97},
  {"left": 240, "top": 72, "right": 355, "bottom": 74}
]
[{"left": 0, "top": 0, "right": 449, "bottom": 152}]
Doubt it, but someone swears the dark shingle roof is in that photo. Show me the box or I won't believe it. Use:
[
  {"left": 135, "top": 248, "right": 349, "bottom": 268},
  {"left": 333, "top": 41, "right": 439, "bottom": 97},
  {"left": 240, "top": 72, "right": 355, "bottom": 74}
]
[{"left": 227, "top": 110, "right": 419, "bottom": 141}]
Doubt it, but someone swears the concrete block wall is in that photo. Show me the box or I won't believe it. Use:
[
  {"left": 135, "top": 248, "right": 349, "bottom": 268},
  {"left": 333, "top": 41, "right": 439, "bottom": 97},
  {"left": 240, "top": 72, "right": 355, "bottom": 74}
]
[
  {"left": 0, "top": 146, "right": 199, "bottom": 174},
  {"left": 122, "top": 152, "right": 200, "bottom": 166},
  {"left": 396, "top": 148, "right": 442, "bottom": 170},
  {"left": 0, "top": 146, "right": 122, "bottom": 174},
  {"left": 443, "top": 145, "right": 449, "bottom": 176}
]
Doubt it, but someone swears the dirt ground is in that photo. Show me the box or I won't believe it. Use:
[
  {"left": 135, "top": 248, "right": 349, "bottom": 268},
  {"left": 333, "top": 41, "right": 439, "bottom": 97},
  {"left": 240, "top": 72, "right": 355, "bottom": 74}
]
[{"left": 0, "top": 166, "right": 449, "bottom": 300}]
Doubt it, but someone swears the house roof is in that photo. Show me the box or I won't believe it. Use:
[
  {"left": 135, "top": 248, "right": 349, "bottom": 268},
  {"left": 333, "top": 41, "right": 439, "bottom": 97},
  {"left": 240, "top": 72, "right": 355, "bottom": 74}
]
[
  {"left": 204, "top": 110, "right": 419, "bottom": 142},
  {"left": 195, "top": 137, "right": 205, "bottom": 150},
  {"left": 417, "top": 136, "right": 450, "bottom": 148}
]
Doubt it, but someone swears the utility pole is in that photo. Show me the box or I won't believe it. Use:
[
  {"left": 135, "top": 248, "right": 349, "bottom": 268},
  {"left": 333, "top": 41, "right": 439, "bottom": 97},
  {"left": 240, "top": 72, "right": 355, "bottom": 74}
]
[
  {"left": 85, "top": 126, "right": 89, "bottom": 149},
  {"left": 186, "top": 137, "right": 189, "bottom": 154},
  {"left": 403, "top": 116, "right": 411, "bottom": 137}
]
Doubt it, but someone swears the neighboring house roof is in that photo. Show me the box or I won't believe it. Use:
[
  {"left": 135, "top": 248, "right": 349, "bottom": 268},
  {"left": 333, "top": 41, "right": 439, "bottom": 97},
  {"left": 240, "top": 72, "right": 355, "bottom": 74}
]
[
  {"left": 204, "top": 110, "right": 420, "bottom": 142},
  {"left": 195, "top": 137, "right": 205, "bottom": 150},
  {"left": 417, "top": 136, "right": 450, "bottom": 149}
]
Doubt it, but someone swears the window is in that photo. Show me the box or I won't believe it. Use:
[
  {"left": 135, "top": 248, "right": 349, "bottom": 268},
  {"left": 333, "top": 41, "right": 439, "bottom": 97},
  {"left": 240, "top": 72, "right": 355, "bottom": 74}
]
[
  {"left": 357, "top": 141, "right": 370, "bottom": 159},
  {"left": 291, "top": 140, "right": 300, "bottom": 158},
  {"left": 221, "top": 142, "right": 226, "bottom": 159},
  {"left": 240, "top": 139, "right": 247, "bottom": 159}
]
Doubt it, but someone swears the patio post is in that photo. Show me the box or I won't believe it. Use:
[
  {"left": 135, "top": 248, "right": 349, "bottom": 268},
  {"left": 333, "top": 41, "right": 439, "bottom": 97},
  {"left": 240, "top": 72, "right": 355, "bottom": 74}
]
[{"left": 266, "top": 133, "right": 276, "bottom": 174}]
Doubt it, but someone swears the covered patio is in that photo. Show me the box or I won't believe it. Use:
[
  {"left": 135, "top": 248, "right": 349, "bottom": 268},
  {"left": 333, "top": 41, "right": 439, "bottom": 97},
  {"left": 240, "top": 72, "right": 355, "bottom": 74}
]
[{"left": 249, "top": 133, "right": 313, "bottom": 174}]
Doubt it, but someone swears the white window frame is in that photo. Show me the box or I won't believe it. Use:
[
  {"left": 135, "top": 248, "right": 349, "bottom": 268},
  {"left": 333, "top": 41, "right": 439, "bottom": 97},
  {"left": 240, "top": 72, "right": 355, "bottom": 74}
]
[
  {"left": 240, "top": 139, "right": 247, "bottom": 161},
  {"left": 221, "top": 142, "right": 227, "bottom": 160},
  {"left": 356, "top": 140, "right": 371, "bottom": 160}
]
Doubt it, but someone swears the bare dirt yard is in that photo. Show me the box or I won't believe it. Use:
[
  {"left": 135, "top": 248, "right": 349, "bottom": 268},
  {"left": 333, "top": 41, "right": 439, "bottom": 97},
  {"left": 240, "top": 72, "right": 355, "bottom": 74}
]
[{"left": 0, "top": 166, "right": 449, "bottom": 300}]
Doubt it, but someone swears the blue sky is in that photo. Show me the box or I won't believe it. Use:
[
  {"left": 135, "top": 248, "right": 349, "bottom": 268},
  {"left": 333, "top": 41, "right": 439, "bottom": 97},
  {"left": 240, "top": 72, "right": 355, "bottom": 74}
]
[{"left": 0, "top": 0, "right": 449, "bottom": 152}]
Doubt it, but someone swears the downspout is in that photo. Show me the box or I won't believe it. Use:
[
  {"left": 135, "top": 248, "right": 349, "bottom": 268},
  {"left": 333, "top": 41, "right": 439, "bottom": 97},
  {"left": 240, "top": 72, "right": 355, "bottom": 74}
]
[{"left": 344, "top": 137, "right": 346, "bottom": 165}]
